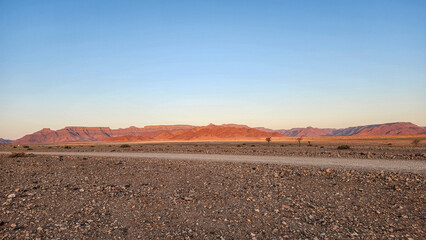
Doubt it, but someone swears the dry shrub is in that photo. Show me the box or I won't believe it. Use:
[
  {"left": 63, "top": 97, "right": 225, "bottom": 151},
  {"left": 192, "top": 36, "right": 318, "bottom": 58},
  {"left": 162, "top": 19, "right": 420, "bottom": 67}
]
[
  {"left": 412, "top": 139, "right": 421, "bottom": 146},
  {"left": 337, "top": 145, "right": 351, "bottom": 150},
  {"left": 8, "top": 152, "right": 26, "bottom": 158}
]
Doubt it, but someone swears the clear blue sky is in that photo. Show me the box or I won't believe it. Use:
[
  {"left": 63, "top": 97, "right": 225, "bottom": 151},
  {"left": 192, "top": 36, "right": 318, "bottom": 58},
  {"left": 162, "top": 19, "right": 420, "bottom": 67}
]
[{"left": 1, "top": 0, "right": 425, "bottom": 139}]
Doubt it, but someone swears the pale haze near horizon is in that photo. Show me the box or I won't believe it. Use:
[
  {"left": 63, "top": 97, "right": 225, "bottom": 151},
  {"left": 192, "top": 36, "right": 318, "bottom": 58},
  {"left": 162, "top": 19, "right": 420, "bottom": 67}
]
[{"left": 1, "top": 0, "right": 425, "bottom": 140}]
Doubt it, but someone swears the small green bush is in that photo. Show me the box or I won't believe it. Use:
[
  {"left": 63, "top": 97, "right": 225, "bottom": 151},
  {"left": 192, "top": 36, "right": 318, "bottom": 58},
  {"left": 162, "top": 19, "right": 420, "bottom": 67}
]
[{"left": 120, "top": 144, "right": 131, "bottom": 148}]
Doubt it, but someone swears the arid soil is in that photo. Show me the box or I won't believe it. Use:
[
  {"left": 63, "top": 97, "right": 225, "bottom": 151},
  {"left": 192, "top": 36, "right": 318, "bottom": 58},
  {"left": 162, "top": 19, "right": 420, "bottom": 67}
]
[
  {"left": 2, "top": 142, "right": 425, "bottom": 160},
  {"left": 1, "top": 154, "right": 425, "bottom": 239}
]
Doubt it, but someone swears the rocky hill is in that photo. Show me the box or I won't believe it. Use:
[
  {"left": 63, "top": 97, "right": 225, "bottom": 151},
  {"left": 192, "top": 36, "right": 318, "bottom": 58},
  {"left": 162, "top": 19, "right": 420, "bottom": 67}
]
[
  {"left": 278, "top": 122, "right": 425, "bottom": 137},
  {"left": 11, "top": 122, "right": 426, "bottom": 144},
  {"left": 13, "top": 125, "right": 196, "bottom": 144},
  {"left": 0, "top": 138, "right": 12, "bottom": 144},
  {"left": 278, "top": 127, "right": 335, "bottom": 137},
  {"left": 169, "top": 124, "right": 283, "bottom": 140}
]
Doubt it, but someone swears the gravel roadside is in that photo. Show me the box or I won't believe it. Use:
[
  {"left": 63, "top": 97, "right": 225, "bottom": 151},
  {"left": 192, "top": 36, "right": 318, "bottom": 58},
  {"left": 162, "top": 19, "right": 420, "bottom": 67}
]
[
  {"left": 1, "top": 151, "right": 425, "bottom": 173},
  {"left": 1, "top": 154, "right": 425, "bottom": 239}
]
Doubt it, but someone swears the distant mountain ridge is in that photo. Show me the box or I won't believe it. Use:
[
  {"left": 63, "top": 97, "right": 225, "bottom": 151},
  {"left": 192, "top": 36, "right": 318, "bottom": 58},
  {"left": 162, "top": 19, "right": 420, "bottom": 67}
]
[
  {"left": 0, "top": 138, "right": 12, "bottom": 144},
  {"left": 277, "top": 122, "right": 425, "bottom": 137},
  {"left": 13, "top": 125, "right": 196, "bottom": 144},
  {"left": 10, "top": 122, "right": 426, "bottom": 144}
]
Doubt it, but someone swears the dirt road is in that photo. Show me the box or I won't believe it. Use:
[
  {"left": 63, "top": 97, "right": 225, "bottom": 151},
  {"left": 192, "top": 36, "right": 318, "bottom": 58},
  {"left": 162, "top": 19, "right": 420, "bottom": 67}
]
[{"left": 2, "top": 151, "right": 425, "bottom": 173}]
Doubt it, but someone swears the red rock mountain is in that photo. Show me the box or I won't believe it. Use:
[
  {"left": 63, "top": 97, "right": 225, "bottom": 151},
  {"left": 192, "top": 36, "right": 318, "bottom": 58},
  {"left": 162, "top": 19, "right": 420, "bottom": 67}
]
[
  {"left": 254, "top": 127, "right": 277, "bottom": 133},
  {"left": 278, "top": 127, "right": 335, "bottom": 137},
  {"left": 277, "top": 122, "right": 425, "bottom": 137},
  {"left": 13, "top": 125, "right": 196, "bottom": 144},
  {"left": 103, "top": 135, "right": 152, "bottom": 142},
  {"left": 331, "top": 122, "right": 426, "bottom": 136},
  {"left": 13, "top": 127, "right": 114, "bottom": 144},
  {"left": 11, "top": 122, "right": 425, "bottom": 144},
  {"left": 169, "top": 124, "right": 283, "bottom": 141}
]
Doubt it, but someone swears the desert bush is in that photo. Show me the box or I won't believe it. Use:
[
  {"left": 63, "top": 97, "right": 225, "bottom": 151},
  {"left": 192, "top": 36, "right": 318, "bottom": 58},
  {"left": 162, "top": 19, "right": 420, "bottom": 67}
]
[
  {"left": 297, "top": 136, "right": 303, "bottom": 147},
  {"left": 27, "top": 148, "right": 33, "bottom": 150},
  {"left": 337, "top": 145, "right": 350, "bottom": 150},
  {"left": 120, "top": 144, "right": 131, "bottom": 148},
  {"left": 412, "top": 139, "right": 421, "bottom": 147},
  {"left": 23, "top": 145, "right": 29, "bottom": 148},
  {"left": 265, "top": 137, "right": 271, "bottom": 144},
  {"left": 8, "top": 152, "right": 26, "bottom": 158},
  {"left": 64, "top": 146, "right": 71, "bottom": 149},
  {"left": 237, "top": 144, "right": 241, "bottom": 147}
]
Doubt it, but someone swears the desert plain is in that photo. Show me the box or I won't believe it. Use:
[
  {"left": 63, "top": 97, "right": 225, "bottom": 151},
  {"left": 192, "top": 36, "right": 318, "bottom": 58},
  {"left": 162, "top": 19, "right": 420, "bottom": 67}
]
[{"left": 0, "top": 136, "right": 425, "bottom": 239}]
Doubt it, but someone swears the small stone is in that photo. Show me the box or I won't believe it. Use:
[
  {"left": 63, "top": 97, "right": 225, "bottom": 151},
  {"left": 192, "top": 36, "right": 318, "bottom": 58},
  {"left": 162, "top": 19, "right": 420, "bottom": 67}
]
[{"left": 7, "top": 194, "right": 16, "bottom": 199}]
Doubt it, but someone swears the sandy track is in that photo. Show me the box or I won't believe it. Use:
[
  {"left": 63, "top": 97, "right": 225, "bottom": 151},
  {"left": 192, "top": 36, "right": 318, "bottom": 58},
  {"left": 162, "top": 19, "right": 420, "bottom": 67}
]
[{"left": 1, "top": 151, "right": 425, "bottom": 173}]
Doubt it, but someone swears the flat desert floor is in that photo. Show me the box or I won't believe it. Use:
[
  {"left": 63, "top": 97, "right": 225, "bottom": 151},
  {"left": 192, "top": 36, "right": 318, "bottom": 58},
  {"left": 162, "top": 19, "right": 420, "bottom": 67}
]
[
  {"left": 0, "top": 140, "right": 425, "bottom": 239},
  {"left": 1, "top": 138, "right": 425, "bottom": 161}
]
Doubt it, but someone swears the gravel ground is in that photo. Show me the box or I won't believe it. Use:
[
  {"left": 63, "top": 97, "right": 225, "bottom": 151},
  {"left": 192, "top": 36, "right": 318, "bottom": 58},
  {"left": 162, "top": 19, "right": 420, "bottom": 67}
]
[
  {"left": 2, "top": 142, "right": 425, "bottom": 161},
  {"left": 1, "top": 154, "right": 425, "bottom": 239},
  {"left": 3, "top": 151, "right": 424, "bottom": 173}
]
